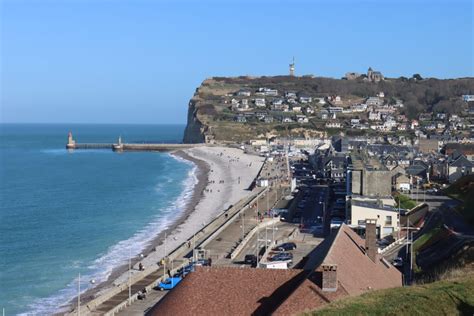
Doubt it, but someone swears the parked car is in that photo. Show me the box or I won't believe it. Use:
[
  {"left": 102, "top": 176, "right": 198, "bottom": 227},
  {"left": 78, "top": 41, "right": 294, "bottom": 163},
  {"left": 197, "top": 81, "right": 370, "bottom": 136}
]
[
  {"left": 177, "top": 264, "right": 195, "bottom": 277},
  {"left": 244, "top": 254, "right": 257, "bottom": 265},
  {"left": 330, "top": 218, "right": 344, "bottom": 229},
  {"left": 269, "top": 252, "right": 293, "bottom": 262},
  {"left": 273, "top": 242, "right": 297, "bottom": 251},
  {"left": 156, "top": 276, "right": 182, "bottom": 291},
  {"left": 392, "top": 257, "right": 404, "bottom": 267}
]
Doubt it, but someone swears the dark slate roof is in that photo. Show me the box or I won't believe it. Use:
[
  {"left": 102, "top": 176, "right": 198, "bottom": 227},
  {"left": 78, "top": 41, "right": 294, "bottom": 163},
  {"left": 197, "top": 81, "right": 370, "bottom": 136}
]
[{"left": 449, "top": 155, "right": 473, "bottom": 168}]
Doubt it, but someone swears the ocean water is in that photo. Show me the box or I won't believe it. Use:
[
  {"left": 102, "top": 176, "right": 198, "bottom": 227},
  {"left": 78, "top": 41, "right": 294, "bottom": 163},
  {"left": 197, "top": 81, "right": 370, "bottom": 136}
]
[{"left": 0, "top": 124, "right": 196, "bottom": 315}]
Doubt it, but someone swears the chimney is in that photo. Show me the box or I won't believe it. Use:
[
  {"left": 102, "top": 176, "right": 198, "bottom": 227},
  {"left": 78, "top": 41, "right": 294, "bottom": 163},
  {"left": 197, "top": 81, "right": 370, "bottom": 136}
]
[
  {"left": 365, "top": 219, "right": 377, "bottom": 262},
  {"left": 321, "top": 264, "right": 338, "bottom": 292}
]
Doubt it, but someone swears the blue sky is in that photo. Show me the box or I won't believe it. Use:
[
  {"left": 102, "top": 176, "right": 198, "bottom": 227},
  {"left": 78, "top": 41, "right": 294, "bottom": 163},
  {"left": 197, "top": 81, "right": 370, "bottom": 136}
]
[{"left": 1, "top": 0, "right": 473, "bottom": 124}]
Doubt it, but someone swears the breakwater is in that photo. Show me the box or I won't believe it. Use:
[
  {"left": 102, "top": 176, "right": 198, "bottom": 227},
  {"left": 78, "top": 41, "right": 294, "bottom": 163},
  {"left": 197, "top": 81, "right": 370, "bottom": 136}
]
[{"left": 66, "top": 132, "right": 206, "bottom": 152}]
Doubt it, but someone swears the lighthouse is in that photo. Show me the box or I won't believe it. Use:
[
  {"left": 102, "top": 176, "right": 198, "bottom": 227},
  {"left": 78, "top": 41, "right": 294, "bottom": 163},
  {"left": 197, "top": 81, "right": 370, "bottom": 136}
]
[
  {"left": 289, "top": 57, "right": 295, "bottom": 77},
  {"left": 66, "top": 132, "right": 76, "bottom": 149}
]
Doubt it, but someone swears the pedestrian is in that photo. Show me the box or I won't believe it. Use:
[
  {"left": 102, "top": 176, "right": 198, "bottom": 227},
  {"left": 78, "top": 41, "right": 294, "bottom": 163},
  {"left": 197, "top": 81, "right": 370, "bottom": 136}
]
[
  {"left": 139, "top": 262, "right": 144, "bottom": 271},
  {"left": 167, "top": 269, "right": 171, "bottom": 277}
]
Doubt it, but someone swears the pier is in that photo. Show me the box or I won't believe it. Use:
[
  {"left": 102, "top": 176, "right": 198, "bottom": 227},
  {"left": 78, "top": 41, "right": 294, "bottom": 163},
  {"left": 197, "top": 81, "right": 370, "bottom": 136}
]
[{"left": 66, "top": 132, "right": 204, "bottom": 152}]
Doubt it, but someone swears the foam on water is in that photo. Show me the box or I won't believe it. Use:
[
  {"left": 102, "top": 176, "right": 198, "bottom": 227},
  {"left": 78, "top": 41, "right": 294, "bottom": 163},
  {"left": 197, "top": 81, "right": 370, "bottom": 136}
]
[{"left": 21, "top": 155, "right": 198, "bottom": 315}]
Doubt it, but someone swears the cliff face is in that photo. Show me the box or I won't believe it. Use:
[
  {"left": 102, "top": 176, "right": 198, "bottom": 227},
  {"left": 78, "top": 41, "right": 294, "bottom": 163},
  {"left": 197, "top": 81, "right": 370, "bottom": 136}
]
[{"left": 183, "top": 99, "right": 206, "bottom": 144}]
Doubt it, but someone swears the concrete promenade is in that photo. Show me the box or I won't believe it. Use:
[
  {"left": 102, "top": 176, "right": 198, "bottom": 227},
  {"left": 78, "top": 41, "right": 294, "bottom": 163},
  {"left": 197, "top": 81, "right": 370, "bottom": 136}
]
[{"left": 71, "top": 187, "right": 268, "bottom": 315}]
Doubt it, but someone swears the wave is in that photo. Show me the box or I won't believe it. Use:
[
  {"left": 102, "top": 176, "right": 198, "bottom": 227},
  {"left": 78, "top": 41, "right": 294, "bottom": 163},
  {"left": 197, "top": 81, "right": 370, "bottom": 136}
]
[{"left": 21, "top": 156, "right": 198, "bottom": 315}]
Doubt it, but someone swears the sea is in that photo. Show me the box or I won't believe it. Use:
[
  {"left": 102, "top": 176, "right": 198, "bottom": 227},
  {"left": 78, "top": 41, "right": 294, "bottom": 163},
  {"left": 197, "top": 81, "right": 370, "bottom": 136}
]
[{"left": 0, "top": 123, "right": 197, "bottom": 315}]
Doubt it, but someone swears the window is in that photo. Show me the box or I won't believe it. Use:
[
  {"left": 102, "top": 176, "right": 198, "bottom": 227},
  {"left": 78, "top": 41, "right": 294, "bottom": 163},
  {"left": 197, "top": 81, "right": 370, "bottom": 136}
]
[{"left": 385, "top": 215, "right": 392, "bottom": 226}]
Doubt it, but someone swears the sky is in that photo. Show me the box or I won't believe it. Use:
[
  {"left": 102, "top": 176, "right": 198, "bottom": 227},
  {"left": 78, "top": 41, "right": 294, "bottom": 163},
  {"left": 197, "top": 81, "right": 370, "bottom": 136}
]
[{"left": 1, "top": 0, "right": 473, "bottom": 124}]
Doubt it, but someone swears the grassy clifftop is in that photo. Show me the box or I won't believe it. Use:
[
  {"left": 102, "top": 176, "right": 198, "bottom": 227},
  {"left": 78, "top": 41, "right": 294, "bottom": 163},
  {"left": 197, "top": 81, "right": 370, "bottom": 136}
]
[{"left": 308, "top": 272, "right": 474, "bottom": 315}]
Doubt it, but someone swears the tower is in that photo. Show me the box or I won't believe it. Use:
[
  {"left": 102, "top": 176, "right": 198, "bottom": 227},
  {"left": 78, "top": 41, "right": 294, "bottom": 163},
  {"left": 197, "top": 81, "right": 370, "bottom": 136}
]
[
  {"left": 367, "top": 67, "right": 373, "bottom": 81},
  {"left": 66, "top": 132, "right": 76, "bottom": 149},
  {"left": 289, "top": 57, "right": 295, "bottom": 76}
]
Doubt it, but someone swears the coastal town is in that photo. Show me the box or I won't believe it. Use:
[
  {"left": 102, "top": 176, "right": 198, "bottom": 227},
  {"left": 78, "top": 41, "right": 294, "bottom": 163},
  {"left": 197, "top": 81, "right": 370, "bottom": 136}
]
[
  {"left": 65, "top": 70, "right": 474, "bottom": 315},
  {"left": 3, "top": 1, "right": 473, "bottom": 315}
]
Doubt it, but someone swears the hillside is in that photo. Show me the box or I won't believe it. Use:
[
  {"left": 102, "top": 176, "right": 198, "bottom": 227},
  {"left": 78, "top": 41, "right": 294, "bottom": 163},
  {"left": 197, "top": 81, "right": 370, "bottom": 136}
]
[
  {"left": 183, "top": 76, "right": 474, "bottom": 143},
  {"left": 445, "top": 174, "right": 474, "bottom": 225},
  {"left": 308, "top": 271, "right": 474, "bottom": 315}
]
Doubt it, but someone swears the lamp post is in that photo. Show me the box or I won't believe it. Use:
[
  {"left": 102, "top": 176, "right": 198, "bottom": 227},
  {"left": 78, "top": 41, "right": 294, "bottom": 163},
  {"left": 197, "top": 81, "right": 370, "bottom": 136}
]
[
  {"left": 129, "top": 247, "right": 132, "bottom": 305},
  {"left": 77, "top": 273, "right": 80, "bottom": 316}
]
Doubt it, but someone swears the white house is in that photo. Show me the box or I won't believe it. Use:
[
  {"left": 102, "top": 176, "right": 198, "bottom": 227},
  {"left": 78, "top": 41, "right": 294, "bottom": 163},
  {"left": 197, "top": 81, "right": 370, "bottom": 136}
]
[
  {"left": 296, "top": 115, "right": 309, "bottom": 123},
  {"left": 291, "top": 106, "right": 302, "bottom": 112},
  {"left": 352, "top": 104, "right": 368, "bottom": 112},
  {"left": 255, "top": 98, "right": 266, "bottom": 107},
  {"left": 348, "top": 200, "right": 399, "bottom": 238},
  {"left": 326, "top": 121, "right": 341, "bottom": 128},
  {"left": 328, "top": 107, "right": 343, "bottom": 113},
  {"left": 369, "top": 111, "right": 381, "bottom": 121}
]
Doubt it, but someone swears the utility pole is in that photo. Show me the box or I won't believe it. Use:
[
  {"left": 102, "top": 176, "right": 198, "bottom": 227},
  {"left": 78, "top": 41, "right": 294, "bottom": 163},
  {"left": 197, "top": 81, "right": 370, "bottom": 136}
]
[
  {"left": 410, "top": 231, "right": 414, "bottom": 284},
  {"left": 398, "top": 198, "right": 401, "bottom": 240},
  {"left": 266, "top": 190, "right": 269, "bottom": 215}
]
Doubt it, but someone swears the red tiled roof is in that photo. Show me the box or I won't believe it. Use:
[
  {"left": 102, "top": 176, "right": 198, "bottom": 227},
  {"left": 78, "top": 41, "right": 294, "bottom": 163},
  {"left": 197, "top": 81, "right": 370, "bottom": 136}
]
[
  {"left": 319, "top": 224, "right": 402, "bottom": 295},
  {"left": 150, "top": 224, "right": 402, "bottom": 316},
  {"left": 150, "top": 266, "right": 347, "bottom": 316}
]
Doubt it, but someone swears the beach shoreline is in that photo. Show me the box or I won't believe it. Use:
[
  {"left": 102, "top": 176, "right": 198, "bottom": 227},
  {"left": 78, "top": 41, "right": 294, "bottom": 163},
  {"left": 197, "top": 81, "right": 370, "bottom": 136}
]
[{"left": 63, "top": 146, "right": 264, "bottom": 314}]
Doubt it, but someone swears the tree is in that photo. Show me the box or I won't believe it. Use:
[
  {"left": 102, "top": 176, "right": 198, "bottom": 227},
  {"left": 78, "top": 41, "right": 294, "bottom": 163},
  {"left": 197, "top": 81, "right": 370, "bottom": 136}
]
[{"left": 412, "top": 74, "right": 423, "bottom": 81}]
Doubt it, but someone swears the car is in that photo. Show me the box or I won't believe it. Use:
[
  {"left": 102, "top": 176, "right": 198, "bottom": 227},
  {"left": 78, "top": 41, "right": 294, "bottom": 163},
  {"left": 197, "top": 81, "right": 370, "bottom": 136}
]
[
  {"left": 244, "top": 254, "right": 257, "bottom": 264},
  {"left": 194, "top": 258, "right": 211, "bottom": 266},
  {"left": 156, "top": 276, "right": 182, "bottom": 291},
  {"left": 330, "top": 218, "right": 344, "bottom": 228},
  {"left": 273, "top": 242, "right": 297, "bottom": 251},
  {"left": 392, "top": 257, "right": 403, "bottom": 267},
  {"left": 177, "top": 264, "right": 195, "bottom": 277},
  {"left": 269, "top": 252, "right": 293, "bottom": 262}
]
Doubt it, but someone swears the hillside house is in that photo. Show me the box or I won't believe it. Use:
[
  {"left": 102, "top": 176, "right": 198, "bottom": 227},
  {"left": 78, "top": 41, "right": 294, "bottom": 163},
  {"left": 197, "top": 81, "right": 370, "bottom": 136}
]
[
  {"left": 352, "top": 104, "right": 367, "bottom": 112},
  {"left": 419, "top": 113, "right": 432, "bottom": 121},
  {"left": 326, "top": 121, "right": 342, "bottom": 128},
  {"left": 272, "top": 98, "right": 284, "bottom": 106},
  {"left": 447, "top": 153, "right": 473, "bottom": 183},
  {"left": 236, "top": 89, "right": 251, "bottom": 97},
  {"left": 264, "top": 116, "right": 274, "bottom": 123},
  {"left": 329, "top": 107, "right": 343, "bottom": 113},
  {"left": 255, "top": 98, "right": 266, "bottom": 107},
  {"left": 296, "top": 115, "right": 309, "bottom": 123},
  {"left": 366, "top": 97, "right": 383, "bottom": 106},
  {"left": 298, "top": 93, "right": 312, "bottom": 103},
  {"left": 235, "top": 115, "right": 247, "bottom": 123},
  {"left": 369, "top": 111, "right": 381, "bottom": 121},
  {"left": 320, "top": 110, "right": 329, "bottom": 120},
  {"left": 285, "top": 91, "right": 297, "bottom": 98},
  {"left": 292, "top": 106, "right": 302, "bottom": 112}
]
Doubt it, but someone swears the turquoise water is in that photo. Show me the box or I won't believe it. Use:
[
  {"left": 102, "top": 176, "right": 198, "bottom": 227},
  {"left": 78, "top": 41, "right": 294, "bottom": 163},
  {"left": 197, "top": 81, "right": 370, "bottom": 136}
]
[{"left": 0, "top": 124, "right": 195, "bottom": 315}]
